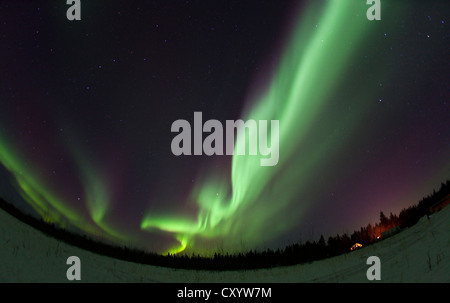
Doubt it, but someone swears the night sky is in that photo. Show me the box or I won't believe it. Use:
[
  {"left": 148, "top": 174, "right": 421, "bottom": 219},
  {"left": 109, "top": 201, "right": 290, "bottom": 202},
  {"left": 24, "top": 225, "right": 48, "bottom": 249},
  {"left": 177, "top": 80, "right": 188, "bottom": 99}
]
[{"left": 0, "top": 0, "right": 448, "bottom": 255}]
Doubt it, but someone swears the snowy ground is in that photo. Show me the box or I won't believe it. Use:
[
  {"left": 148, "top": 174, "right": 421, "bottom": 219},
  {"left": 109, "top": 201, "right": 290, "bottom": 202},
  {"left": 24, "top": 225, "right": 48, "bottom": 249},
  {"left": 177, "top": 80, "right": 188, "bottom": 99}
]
[{"left": 0, "top": 205, "right": 449, "bottom": 282}]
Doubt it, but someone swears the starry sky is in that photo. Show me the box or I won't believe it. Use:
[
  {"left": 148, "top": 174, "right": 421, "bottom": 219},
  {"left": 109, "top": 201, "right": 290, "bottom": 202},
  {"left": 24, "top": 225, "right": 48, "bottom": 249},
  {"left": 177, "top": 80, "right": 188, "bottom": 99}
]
[{"left": 0, "top": 0, "right": 448, "bottom": 255}]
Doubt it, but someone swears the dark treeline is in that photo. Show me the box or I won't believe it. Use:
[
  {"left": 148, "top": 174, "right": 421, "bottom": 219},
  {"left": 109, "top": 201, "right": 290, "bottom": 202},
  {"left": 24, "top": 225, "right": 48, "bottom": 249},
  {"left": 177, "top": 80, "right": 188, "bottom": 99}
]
[{"left": 0, "top": 180, "right": 448, "bottom": 270}]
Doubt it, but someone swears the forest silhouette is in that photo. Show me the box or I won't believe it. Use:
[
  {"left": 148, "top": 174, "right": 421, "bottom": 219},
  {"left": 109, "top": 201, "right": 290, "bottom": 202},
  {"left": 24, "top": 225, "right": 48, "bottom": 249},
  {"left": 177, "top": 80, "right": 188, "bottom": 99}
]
[{"left": 0, "top": 180, "right": 448, "bottom": 270}]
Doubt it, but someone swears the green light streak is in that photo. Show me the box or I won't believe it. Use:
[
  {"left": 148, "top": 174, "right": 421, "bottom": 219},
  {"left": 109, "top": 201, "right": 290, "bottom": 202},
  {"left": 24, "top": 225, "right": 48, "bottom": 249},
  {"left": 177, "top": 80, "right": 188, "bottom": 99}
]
[
  {"left": 0, "top": 131, "right": 97, "bottom": 233},
  {"left": 0, "top": 130, "right": 130, "bottom": 243},
  {"left": 141, "top": 0, "right": 377, "bottom": 254},
  {"left": 68, "top": 144, "right": 132, "bottom": 242}
]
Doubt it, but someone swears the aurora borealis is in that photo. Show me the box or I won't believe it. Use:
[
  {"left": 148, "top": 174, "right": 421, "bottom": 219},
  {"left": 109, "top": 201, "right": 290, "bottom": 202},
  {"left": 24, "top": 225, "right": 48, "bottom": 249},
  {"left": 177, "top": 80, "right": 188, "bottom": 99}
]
[{"left": 0, "top": 1, "right": 449, "bottom": 255}]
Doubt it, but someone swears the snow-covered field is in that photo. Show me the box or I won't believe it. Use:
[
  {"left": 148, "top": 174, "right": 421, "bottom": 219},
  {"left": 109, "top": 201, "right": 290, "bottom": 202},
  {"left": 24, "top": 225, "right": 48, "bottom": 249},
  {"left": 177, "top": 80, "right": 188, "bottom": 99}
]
[{"left": 0, "top": 205, "right": 449, "bottom": 282}]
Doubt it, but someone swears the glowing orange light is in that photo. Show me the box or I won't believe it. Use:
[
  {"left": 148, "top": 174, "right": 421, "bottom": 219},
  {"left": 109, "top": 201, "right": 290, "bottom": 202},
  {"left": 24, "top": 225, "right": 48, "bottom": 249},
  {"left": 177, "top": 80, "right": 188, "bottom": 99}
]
[{"left": 350, "top": 243, "right": 363, "bottom": 251}]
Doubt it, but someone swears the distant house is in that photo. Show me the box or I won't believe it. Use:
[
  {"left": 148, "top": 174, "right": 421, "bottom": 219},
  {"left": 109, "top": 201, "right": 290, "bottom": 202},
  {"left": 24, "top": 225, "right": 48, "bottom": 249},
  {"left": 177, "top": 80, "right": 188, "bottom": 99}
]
[
  {"left": 350, "top": 243, "right": 362, "bottom": 251},
  {"left": 381, "top": 226, "right": 400, "bottom": 238},
  {"left": 430, "top": 194, "right": 450, "bottom": 214}
]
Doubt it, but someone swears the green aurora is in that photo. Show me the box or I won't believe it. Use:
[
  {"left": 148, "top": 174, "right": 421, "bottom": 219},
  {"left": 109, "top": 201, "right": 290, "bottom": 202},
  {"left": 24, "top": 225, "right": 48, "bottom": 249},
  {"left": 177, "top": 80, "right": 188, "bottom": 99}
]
[
  {"left": 0, "top": 1, "right": 446, "bottom": 256},
  {"left": 141, "top": 1, "right": 385, "bottom": 254}
]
